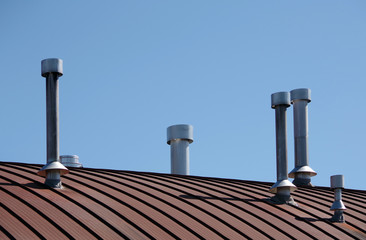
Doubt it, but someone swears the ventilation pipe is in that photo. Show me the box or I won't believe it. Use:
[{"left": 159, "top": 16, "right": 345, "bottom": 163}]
[
  {"left": 269, "top": 92, "right": 297, "bottom": 205},
  {"left": 60, "top": 155, "right": 82, "bottom": 168},
  {"left": 167, "top": 124, "right": 193, "bottom": 175},
  {"left": 330, "top": 175, "right": 346, "bottom": 222},
  {"left": 288, "top": 88, "right": 317, "bottom": 186},
  {"left": 38, "top": 58, "right": 69, "bottom": 188}
]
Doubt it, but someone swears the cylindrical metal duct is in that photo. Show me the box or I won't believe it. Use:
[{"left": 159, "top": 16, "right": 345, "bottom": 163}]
[
  {"left": 167, "top": 124, "right": 193, "bottom": 175},
  {"left": 288, "top": 88, "right": 317, "bottom": 186},
  {"left": 61, "top": 155, "right": 83, "bottom": 168},
  {"left": 330, "top": 175, "right": 346, "bottom": 222},
  {"left": 269, "top": 92, "right": 296, "bottom": 204},
  {"left": 38, "top": 58, "right": 68, "bottom": 188}
]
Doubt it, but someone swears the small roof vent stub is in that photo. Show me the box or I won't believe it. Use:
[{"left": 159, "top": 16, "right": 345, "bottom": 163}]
[
  {"left": 61, "top": 155, "right": 83, "bottom": 168},
  {"left": 167, "top": 124, "right": 193, "bottom": 175},
  {"left": 330, "top": 175, "right": 346, "bottom": 223}
]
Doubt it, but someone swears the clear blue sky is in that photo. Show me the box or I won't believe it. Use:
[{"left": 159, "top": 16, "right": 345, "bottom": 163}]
[{"left": 1, "top": 1, "right": 365, "bottom": 190}]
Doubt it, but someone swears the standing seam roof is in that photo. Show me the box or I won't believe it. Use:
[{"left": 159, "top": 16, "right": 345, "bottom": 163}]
[{"left": 1, "top": 161, "right": 366, "bottom": 240}]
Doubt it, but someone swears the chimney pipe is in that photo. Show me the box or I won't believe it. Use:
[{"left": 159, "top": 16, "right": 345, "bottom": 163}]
[
  {"left": 288, "top": 88, "right": 317, "bottom": 186},
  {"left": 38, "top": 58, "right": 68, "bottom": 188},
  {"left": 269, "top": 92, "right": 296, "bottom": 205},
  {"left": 330, "top": 175, "right": 346, "bottom": 222},
  {"left": 60, "top": 155, "right": 83, "bottom": 168},
  {"left": 167, "top": 124, "right": 193, "bottom": 175}
]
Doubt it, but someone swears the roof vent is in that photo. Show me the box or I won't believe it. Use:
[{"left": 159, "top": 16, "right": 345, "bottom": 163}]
[
  {"left": 269, "top": 92, "right": 297, "bottom": 205},
  {"left": 288, "top": 88, "right": 317, "bottom": 186},
  {"left": 167, "top": 124, "right": 193, "bottom": 175},
  {"left": 38, "top": 58, "right": 69, "bottom": 188},
  {"left": 60, "top": 155, "right": 82, "bottom": 168},
  {"left": 330, "top": 175, "right": 346, "bottom": 222}
]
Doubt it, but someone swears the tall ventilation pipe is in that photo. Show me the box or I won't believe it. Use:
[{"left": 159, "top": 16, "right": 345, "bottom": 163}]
[
  {"left": 38, "top": 58, "right": 69, "bottom": 188},
  {"left": 330, "top": 175, "right": 346, "bottom": 222},
  {"left": 269, "top": 92, "right": 297, "bottom": 205},
  {"left": 288, "top": 88, "right": 317, "bottom": 186},
  {"left": 167, "top": 124, "right": 193, "bottom": 175}
]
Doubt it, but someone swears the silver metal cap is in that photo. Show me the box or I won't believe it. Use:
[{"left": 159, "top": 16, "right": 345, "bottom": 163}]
[
  {"left": 60, "top": 155, "right": 83, "bottom": 168},
  {"left": 38, "top": 161, "right": 69, "bottom": 177},
  {"left": 269, "top": 179, "right": 297, "bottom": 193},
  {"left": 331, "top": 175, "right": 344, "bottom": 189},
  {"left": 167, "top": 124, "right": 193, "bottom": 145},
  {"left": 41, "top": 58, "right": 63, "bottom": 77},
  {"left": 288, "top": 165, "right": 317, "bottom": 178},
  {"left": 290, "top": 88, "right": 311, "bottom": 102},
  {"left": 330, "top": 200, "right": 346, "bottom": 211},
  {"left": 271, "top": 92, "right": 291, "bottom": 108}
]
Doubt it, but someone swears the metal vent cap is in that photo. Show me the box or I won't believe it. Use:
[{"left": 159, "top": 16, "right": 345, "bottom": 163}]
[
  {"left": 61, "top": 155, "right": 82, "bottom": 168},
  {"left": 271, "top": 92, "right": 290, "bottom": 108},
  {"left": 290, "top": 88, "right": 311, "bottom": 102},
  {"left": 38, "top": 161, "right": 69, "bottom": 177},
  {"left": 41, "top": 58, "right": 63, "bottom": 77},
  {"left": 167, "top": 124, "right": 193, "bottom": 144}
]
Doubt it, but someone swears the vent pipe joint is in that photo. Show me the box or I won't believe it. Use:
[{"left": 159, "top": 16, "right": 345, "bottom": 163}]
[{"left": 167, "top": 124, "right": 193, "bottom": 175}]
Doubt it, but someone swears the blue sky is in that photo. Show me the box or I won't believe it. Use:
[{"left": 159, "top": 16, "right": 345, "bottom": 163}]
[{"left": 1, "top": 1, "right": 365, "bottom": 190}]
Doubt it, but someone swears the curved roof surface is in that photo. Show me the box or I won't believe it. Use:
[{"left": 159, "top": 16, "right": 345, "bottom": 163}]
[{"left": 1, "top": 161, "right": 366, "bottom": 239}]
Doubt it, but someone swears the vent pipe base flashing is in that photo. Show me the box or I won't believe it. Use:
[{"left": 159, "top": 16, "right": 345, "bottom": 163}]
[
  {"left": 269, "top": 193, "right": 297, "bottom": 206},
  {"left": 331, "top": 210, "right": 345, "bottom": 223},
  {"left": 44, "top": 170, "right": 62, "bottom": 189}
]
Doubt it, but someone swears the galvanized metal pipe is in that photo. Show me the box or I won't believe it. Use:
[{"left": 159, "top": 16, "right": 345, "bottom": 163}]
[
  {"left": 293, "top": 100, "right": 308, "bottom": 168},
  {"left": 288, "top": 88, "right": 316, "bottom": 186},
  {"left": 38, "top": 58, "right": 68, "bottom": 188},
  {"left": 269, "top": 92, "right": 296, "bottom": 204},
  {"left": 167, "top": 124, "right": 193, "bottom": 175},
  {"left": 170, "top": 139, "right": 190, "bottom": 175},
  {"left": 46, "top": 72, "right": 60, "bottom": 164},
  {"left": 275, "top": 105, "right": 289, "bottom": 182}
]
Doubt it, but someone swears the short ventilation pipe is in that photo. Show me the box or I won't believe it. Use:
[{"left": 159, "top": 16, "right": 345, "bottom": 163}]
[
  {"left": 288, "top": 88, "right": 317, "bottom": 186},
  {"left": 38, "top": 58, "right": 69, "bottom": 188},
  {"left": 167, "top": 124, "right": 193, "bottom": 175},
  {"left": 60, "top": 155, "right": 83, "bottom": 168},
  {"left": 330, "top": 175, "right": 346, "bottom": 223},
  {"left": 269, "top": 92, "right": 297, "bottom": 205}
]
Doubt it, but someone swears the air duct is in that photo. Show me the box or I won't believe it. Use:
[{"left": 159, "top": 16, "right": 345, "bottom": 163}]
[
  {"left": 269, "top": 92, "right": 297, "bottom": 205},
  {"left": 167, "top": 124, "right": 193, "bottom": 175},
  {"left": 330, "top": 175, "right": 346, "bottom": 223},
  {"left": 60, "top": 155, "right": 82, "bottom": 168},
  {"left": 38, "top": 58, "right": 69, "bottom": 188},
  {"left": 288, "top": 88, "right": 317, "bottom": 186}
]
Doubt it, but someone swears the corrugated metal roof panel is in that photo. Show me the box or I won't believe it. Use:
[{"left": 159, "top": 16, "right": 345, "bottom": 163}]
[{"left": 1, "top": 161, "right": 366, "bottom": 239}]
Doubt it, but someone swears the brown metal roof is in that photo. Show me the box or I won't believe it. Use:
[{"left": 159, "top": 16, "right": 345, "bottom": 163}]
[{"left": 1, "top": 161, "right": 366, "bottom": 240}]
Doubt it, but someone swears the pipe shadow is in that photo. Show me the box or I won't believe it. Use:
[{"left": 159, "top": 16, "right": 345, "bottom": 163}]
[
  {"left": 0, "top": 182, "right": 47, "bottom": 189},
  {"left": 179, "top": 194, "right": 265, "bottom": 202},
  {"left": 295, "top": 217, "right": 330, "bottom": 222}
]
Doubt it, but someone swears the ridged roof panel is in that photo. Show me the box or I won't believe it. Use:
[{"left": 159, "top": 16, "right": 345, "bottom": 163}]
[{"left": 1, "top": 161, "right": 366, "bottom": 240}]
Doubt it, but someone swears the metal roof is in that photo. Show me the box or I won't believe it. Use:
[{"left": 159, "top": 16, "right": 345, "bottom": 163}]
[{"left": 1, "top": 161, "right": 366, "bottom": 240}]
